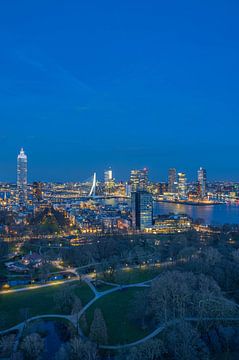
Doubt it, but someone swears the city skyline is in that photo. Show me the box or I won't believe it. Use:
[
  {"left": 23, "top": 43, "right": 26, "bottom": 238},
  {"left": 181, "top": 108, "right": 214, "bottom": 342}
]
[
  {"left": 1, "top": 1, "right": 239, "bottom": 181},
  {"left": 1, "top": 3, "right": 239, "bottom": 359},
  {"left": 0, "top": 147, "right": 237, "bottom": 183}
]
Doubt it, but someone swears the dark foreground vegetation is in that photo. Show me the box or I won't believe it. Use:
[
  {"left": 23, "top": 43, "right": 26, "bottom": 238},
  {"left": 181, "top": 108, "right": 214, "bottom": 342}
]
[{"left": 2, "top": 224, "right": 239, "bottom": 358}]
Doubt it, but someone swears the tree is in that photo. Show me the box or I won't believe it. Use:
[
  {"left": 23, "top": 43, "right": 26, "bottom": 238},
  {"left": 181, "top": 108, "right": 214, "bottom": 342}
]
[
  {"left": 71, "top": 296, "right": 88, "bottom": 333},
  {"left": 0, "top": 334, "right": 15, "bottom": 357},
  {"left": 148, "top": 271, "right": 223, "bottom": 324},
  {"left": 126, "top": 339, "right": 165, "bottom": 360},
  {"left": 164, "top": 321, "right": 209, "bottom": 360},
  {"left": 55, "top": 337, "right": 98, "bottom": 360},
  {"left": 54, "top": 286, "right": 75, "bottom": 313},
  {"left": 20, "top": 333, "right": 44, "bottom": 360},
  {"left": 89, "top": 308, "right": 108, "bottom": 345}
]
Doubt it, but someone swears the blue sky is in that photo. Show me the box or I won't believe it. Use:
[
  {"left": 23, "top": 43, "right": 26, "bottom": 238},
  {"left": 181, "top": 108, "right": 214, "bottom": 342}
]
[{"left": 0, "top": 0, "right": 239, "bottom": 182}]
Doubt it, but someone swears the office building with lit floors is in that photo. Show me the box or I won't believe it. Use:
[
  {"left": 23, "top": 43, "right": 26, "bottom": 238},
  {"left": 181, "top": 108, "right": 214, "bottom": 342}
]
[
  {"left": 131, "top": 190, "right": 153, "bottom": 230},
  {"left": 197, "top": 167, "right": 207, "bottom": 198}
]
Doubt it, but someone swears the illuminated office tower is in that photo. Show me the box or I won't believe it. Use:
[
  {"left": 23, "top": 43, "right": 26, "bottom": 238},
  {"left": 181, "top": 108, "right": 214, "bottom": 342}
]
[
  {"left": 104, "top": 167, "right": 114, "bottom": 195},
  {"left": 130, "top": 168, "right": 148, "bottom": 191},
  {"left": 17, "top": 148, "right": 28, "bottom": 206},
  {"left": 131, "top": 190, "right": 153, "bottom": 230},
  {"left": 178, "top": 172, "right": 187, "bottom": 198},
  {"left": 197, "top": 167, "right": 207, "bottom": 198},
  {"left": 168, "top": 168, "right": 177, "bottom": 193},
  {"left": 104, "top": 168, "right": 113, "bottom": 183}
]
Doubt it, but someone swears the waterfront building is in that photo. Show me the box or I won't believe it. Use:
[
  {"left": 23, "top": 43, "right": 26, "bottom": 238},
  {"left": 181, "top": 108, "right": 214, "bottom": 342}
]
[
  {"left": 146, "top": 214, "right": 192, "bottom": 234},
  {"left": 178, "top": 172, "right": 187, "bottom": 198},
  {"left": 131, "top": 190, "right": 153, "bottom": 230},
  {"left": 198, "top": 167, "right": 207, "bottom": 198},
  {"left": 130, "top": 168, "right": 148, "bottom": 191},
  {"left": 168, "top": 168, "right": 177, "bottom": 193},
  {"left": 17, "top": 148, "right": 28, "bottom": 207}
]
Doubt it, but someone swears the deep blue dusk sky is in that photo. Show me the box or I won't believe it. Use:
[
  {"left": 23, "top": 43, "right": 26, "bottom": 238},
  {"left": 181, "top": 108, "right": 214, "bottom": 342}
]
[{"left": 0, "top": 1, "right": 239, "bottom": 182}]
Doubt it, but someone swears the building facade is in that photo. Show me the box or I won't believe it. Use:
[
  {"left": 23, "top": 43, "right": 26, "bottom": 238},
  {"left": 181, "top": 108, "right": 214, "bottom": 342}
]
[
  {"left": 178, "top": 172, "right": 187, "bottom": 198},
  {"left": 131, "top": 190, "right": 153, "bottom": 230},
  {"left": 104, "top": 168, "right": 113, "bottom": 183},
  {"left": 130, "top": 168, "right": 148, "bottom": 191},
  {"left": 198, "top": 167, "right": 207, "bottom": 198},
  {"left": 168, "top": 168, "right": 177, "bottom": 193}
]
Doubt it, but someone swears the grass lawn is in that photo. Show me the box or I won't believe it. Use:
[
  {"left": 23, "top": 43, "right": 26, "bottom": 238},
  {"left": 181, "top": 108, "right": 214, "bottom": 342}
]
[
  {"left": 93, "top": 282, "right": 115, "bottom": 292},
  {"left": 82, "top": 287, "right": 152, "bottom": 345},
  {"left": 105, "top": 265, "right": 163, "bottom": 285},
  {"left": 0, "top": 281, "right": 94, "bottom": 331}
]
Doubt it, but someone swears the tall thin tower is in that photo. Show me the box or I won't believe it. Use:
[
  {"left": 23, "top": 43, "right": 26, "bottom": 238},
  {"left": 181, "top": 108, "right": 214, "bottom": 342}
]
[
  {"left": 197, "top": 167, "right": 207, "bottom": 198},
  {"left": 17, "top": 148, "right": 28, "bottom": 206}
]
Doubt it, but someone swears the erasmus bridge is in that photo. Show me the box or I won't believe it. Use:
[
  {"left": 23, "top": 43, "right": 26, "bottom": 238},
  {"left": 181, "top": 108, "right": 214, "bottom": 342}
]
[
  {"left": 45, "top": 173, "right": 129, "bottom": 203},
  {"left": 84, "top": 173, "right": 128, "bottom": 200},
  {"left": 88, "top": 172, "right": 97, "bottom": 197}
]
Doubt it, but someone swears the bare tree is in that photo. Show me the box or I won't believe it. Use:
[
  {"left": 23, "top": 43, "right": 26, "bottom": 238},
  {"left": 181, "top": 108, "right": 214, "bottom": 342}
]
[
  {"left": 89, "top": 308, "right": 108, "bottom": 345},
  {"left": 54, "top": 285, "right": 75, "bottom": 313},
  {"left": 55, "top": 337, "right": 98, "bottom": 360},
  {"left": 0, "top": 334, "right": 15, "bottom": 357},
  {"left": 71, "top": 296, "right": 87, "bottom": 333},
  {"left": 164, "top": 321, "right": 209, "bottom": 360},
  {"left": 126, "top": 339, "right": 165, "bottom": 360},
  {"left": 20, "top": 333, "right": 44, "bottom": 360}
]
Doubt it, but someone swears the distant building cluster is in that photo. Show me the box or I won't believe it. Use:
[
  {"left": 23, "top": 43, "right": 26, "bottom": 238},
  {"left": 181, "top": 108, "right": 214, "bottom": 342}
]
[{"left": 0, "top": 148, "right": 239, "bottom": 237}]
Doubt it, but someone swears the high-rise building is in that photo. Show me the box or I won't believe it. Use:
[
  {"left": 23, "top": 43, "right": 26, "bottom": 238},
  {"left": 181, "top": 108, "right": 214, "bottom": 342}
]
[
  {"left": 168, "top": 168, "right": 177, "bottom": 193},
  {"left": 130, "top": 168, "right": 148, "bottom": 191},
  {"left": 131, "top": 190, "right": 153, "bottom": 230},
  {"left": 197, "top": 167, "right": 207, "bottom": 198},
  {"left": 104, "top": 168, "right": 113, "bottom": 183},
  {"left": 104, "top": 168, "right": 114, "bottom": 195},
  {"left": 32, "top": 181, "right": 43, "bottom": 203},
  {"left": 178, "top": 172, "right": 187, "bottom": 198},
  {"left": 17, "top": 148, "right": 28, "bottom": 206}
]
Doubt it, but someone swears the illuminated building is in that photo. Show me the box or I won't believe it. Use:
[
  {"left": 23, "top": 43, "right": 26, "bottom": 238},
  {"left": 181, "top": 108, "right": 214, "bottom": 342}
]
[
  {"left": 104, "top": 168, "right": 114, "bottom": 195},
  {"left": 130, "top": 168, "right": 148, "bottom": 191},
  {"left": 104, "top": 168, "right": 113, "bottom": 183},
  {"left": 146, "top": 214, "right": 192, "bottom": 234},
  {"left": 157, "top": 182, "right": 168, "bottom": 195},
  {"left": 168, "top": 168, "right": 177, "bottom": 193},
  {"left": 197, "top": 167, "right": 207, "bottom": 198},
  {"left": 178, "top": 172, "right": 187, "bottom": 198},
  {"left": 17, "top": 148, "right": 28, "bottom": 207},
  {"left": 32, "top": 182, "right": 43, "bottom": 203},
  {"left": 131, "top": 190, "right": 152, "bottom": 230}
]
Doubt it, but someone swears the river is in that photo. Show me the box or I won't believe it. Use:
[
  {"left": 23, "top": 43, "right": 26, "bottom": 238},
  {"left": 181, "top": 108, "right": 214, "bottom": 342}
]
[
  {"left": 153, "top": 202, "right": 239, "bottom": 225},
  {"left": 104, "top": 199, "right": 239, "bottom": 225}
]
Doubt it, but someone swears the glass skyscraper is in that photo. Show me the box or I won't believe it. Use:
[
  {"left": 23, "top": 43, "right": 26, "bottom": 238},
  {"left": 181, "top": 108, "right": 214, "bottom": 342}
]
[
  {"left": 17, "top": 148, "right": 28, "bottom": 207},
  {"left": 168, "top": 168, "right": 177, "bottom": 193},
  {"left": 130, "top": 168, "right": 148, "bottom": 192},
  {"left": 177, "top": 172, "right": 187, "bottom": 198},
  {"left": 197, "top": 167, "right": 207, "bottom": 198},
  {"left": 131, "top": 190, "right": 153, "bottom": 230}
]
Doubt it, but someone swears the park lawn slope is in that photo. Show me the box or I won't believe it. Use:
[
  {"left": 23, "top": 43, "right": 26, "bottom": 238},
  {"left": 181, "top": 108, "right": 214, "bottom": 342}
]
[
  {"left": 82, "top": 287, "right": 153, "bottom": 345},
  {"left": 100, "top": 266, "right": 163, "bottom": 285},
  {"left": 0, "top": 281, "right": 94, "bottom": 330}
]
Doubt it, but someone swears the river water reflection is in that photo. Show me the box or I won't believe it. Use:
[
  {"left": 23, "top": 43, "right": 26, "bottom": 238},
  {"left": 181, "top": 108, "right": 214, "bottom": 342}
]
[{"left": 104, "top": 199, "right": 239, "bottom": 225}]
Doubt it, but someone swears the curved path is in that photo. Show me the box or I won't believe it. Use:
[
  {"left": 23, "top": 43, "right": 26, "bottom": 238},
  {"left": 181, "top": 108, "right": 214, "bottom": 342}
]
[
  {"left": 2, "top": 274, "right": 239, "bottom": 353},
  {"left": 100, "top": 317, "right": 239, "bottom": 350},
  {"left": 0, "top": 277, "right": 151, "bottom": 352}
]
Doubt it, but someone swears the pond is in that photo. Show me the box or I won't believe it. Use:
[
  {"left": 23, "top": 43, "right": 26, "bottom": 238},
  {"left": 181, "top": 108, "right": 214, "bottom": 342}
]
[{"left": 23, "top": 319, "right": 75, "bottom": 359}]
